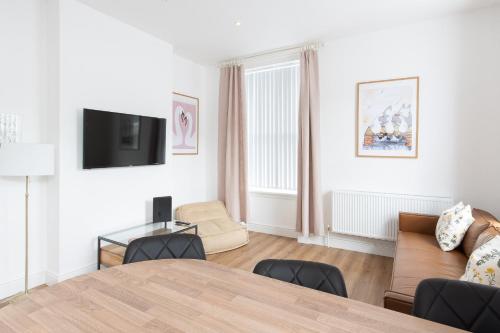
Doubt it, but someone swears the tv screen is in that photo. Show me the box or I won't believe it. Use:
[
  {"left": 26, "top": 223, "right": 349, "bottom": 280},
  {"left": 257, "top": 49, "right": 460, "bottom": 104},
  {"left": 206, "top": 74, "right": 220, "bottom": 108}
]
[{"left": 83, "top": 109, "right": 166, "bottom": 169}]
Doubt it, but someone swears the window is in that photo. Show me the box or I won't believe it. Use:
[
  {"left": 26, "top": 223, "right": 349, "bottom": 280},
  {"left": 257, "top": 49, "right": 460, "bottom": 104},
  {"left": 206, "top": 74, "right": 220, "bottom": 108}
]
[{"left": 245, "top": 60, "right": 300, "bottom": 194}]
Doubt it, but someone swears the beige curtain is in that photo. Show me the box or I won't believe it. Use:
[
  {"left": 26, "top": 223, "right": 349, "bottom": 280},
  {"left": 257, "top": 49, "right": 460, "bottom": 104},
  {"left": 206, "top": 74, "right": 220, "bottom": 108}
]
[
  {"left": 296, "top": 49, "right": 324, "bottom": 237},
  {"left": 218, "top": 65, "right": 248, "bottom": 222}
]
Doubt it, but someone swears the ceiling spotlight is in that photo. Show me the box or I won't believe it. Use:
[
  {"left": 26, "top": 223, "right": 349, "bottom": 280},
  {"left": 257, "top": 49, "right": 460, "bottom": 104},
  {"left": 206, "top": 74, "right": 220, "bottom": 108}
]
[{"left": 235, "top": 21, "right": 241, "bottom": 27}]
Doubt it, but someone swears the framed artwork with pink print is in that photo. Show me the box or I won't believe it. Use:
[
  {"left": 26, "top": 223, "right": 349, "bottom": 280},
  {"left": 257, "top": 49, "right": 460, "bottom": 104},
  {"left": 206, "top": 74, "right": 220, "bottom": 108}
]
[{"left": 172, "top": 92, "right": 199, "bottom": 155}]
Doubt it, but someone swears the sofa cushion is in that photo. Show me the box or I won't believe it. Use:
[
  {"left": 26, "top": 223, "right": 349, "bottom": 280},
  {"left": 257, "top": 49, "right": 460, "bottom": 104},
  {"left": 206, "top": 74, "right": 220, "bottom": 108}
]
[
  {"left": 399, "top": 212, "right": 439, "bottom": 235},
  {"left": 472, "top": 222, "right": 500, "bottom": 253},
  {"left": 390, "top": 231, "right": 468, "bottom": 299},
  {"left": 462, "top": 209, "right": 497, "bottom": 257}
]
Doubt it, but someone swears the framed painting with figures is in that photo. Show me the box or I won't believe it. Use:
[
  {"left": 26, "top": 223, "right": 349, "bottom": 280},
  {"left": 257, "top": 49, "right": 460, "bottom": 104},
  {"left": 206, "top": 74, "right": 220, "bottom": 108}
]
[
  {"left": 172, "top": 92, "right": 199, "bottom": 155},
  {"left": 356, "top": 77, "right": 419, "bottom": 158}
]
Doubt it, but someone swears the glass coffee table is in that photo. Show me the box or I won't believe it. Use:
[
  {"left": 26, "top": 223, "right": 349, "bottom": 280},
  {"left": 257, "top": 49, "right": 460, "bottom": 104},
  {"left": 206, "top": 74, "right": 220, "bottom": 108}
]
[{"left": 97, "top": 221, "right": 198, "bottom": 269}]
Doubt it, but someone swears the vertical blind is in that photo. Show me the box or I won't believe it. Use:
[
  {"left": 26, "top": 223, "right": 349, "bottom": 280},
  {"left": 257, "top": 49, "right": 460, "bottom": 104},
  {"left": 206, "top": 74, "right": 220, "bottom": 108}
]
[{"left": 245, "top": 60, "right": 300, "bottom": 193}]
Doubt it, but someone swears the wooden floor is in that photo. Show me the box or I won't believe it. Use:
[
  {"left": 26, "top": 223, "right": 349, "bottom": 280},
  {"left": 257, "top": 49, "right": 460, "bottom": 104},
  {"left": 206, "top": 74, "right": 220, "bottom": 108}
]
[
  {"left": 0, "top": 285, "right": 47, "bottom": 309},
  {"left": 0, "top": 260, "right": 458, "bottom": 333},
  {"left": 2, "top": 232, "right": 393, "bottom": 308},
  {"left": 208, "top": 231, "right": 393, "bottom": 306}
]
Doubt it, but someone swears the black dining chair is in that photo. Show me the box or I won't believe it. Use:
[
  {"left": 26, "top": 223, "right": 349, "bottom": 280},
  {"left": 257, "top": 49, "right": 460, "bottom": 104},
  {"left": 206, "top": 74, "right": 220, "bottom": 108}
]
[
  {"left": 413, "top": 278, "right": 500, "bottom": 333},
  {"left": 123, "top": 233, "right": 206, "bottom": 264},
  {"left": 253, "top": 259, "right": 348, "bottom": 297}
]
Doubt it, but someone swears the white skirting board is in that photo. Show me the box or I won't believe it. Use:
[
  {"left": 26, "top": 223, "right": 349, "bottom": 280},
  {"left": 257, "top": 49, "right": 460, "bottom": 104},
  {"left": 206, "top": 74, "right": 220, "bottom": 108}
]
[
  {"left": 45, "top": 263, "right": 97, "bottom": 285},
  {"left": 247, "top": 222, "right": 297, "bottom": 238},
  {"left": 0, "top": 271, "right": 46, "bottom": 300},
  {"left": 1, "top": 263, "right": 99, "bottom": 300},
  {"left": 247, "top": 222, "right": 395, "bottom": 257},
  {"left": 328, "top": 233, "right": 395, "bottom": 257},
  {"left": 296, "top": 232, "right": 394, "bottom": 257}
]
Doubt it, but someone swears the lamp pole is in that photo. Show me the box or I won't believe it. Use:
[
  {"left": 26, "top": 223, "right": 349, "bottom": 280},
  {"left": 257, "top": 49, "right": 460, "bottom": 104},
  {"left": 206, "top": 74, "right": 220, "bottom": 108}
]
[
  {"left": 25, "top": 176, "right": 29, "bottom": 294},
  {"left": 0, "top": 143, "right": 54, "bottom": 299}
]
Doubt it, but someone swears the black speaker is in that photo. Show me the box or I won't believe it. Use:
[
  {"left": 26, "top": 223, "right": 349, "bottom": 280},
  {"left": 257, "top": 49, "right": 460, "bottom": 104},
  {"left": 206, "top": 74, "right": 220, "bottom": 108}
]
[{"left": 153, "top": 196, "right": 172, "bottom": 223}]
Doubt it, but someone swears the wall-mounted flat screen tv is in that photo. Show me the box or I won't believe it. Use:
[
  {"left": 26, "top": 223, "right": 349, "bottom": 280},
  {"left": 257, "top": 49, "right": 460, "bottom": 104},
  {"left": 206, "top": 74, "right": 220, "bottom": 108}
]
[{"left": 83, "top": 109, "right": 166, "bottom": 169}]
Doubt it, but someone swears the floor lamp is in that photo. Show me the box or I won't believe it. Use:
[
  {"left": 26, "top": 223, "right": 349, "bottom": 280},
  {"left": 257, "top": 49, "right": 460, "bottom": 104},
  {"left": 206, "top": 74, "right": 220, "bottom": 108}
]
[{"left": 0, "top": 143, "right": 54, "bottom": 295}]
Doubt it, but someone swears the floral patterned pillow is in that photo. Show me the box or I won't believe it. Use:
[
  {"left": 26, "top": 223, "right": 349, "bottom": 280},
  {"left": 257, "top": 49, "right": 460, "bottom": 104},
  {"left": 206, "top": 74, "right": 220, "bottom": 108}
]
[
  {"left": 440, "top": 202, "right": 465, "bottom": 223},
  {"left": 435, "top": 203, "right": 474, "bottom": 251},
  {"left": 461, "top": 235, "right": 500, "bottom": 287}
]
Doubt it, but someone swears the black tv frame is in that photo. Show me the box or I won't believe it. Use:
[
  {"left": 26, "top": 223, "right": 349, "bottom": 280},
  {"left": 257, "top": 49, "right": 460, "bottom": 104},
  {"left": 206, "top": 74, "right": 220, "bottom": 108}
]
[{"left": 83, "top": 108, "right": 166, "bottom": 169}]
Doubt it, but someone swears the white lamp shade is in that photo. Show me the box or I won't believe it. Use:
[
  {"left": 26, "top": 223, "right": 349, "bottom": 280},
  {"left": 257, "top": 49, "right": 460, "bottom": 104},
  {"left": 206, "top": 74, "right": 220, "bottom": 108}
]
[{"left": 0, "top": 143, "right": 54, "bottom": 176}]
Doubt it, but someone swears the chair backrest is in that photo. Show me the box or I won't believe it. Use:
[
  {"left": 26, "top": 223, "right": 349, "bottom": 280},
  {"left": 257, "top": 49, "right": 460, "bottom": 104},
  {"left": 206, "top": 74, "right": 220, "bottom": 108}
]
[
  {"left": 123, "top": 233, "right": 206, "bottom": 264},
  {"left": 253, "top": 259, "right": 348, "bottom": 297},
  {"left": 413, "top": 278, "right": 500, "bottom": 333}
]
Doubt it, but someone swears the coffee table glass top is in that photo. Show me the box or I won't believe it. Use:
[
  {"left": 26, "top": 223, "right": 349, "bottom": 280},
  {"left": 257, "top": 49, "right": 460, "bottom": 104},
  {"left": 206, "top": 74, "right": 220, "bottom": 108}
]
[{"left": 98, "top": 221, "right": 197, "bottom": 247}]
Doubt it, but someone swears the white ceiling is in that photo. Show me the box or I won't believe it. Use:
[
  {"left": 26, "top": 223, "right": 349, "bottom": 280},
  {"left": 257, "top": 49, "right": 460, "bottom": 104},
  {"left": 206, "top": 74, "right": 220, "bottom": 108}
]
[{"left": 78, "top": 0, "right": 500, "bottom": 65}]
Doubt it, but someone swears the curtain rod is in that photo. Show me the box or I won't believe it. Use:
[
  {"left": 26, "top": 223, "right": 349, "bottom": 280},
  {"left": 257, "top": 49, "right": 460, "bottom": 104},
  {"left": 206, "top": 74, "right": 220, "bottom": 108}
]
[{"left": 219, "top": 41, "right": 324, "bottom": 67}]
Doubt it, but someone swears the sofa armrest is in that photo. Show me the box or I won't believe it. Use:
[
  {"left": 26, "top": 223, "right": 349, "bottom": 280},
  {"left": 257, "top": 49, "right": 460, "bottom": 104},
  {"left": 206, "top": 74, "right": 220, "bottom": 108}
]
[
  {"left": 399, "top": 212, "right": 439, "bottom": 235},
  {"left": 384, "top": 290, "right": 414, "bottom": 314}
]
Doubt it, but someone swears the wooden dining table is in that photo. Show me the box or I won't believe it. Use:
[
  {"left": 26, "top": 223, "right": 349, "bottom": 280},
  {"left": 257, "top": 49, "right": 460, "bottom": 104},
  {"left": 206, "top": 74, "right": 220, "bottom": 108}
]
[{"left": 0, "top": 259, "right": 465, "bottom": 332}]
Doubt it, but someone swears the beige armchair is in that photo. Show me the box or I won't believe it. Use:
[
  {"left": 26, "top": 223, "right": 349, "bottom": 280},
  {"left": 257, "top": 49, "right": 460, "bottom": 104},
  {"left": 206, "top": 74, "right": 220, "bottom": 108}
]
[{"left": 175, "top": 200, "right": 249, "bottom": 254}]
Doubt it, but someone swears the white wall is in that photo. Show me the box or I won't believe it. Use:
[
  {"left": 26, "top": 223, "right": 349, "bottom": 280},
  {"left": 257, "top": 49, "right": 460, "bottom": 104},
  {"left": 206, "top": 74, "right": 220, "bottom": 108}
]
[
  {"left": 0, "top": 0, "right": 219, "bottom": 296},
  {"left": 450, "top": 7, "right": 500, "bottom": 218},
  {"left": 172, "top": 55, "right": 219, "bottom": 209},
  {"left": 321, "top": 6, "right": 500, "bottom": 220},
  {"left": 50, "top": 0, "right": 221, "bottom": 281},
  {"left": 247, "top": 192, "right": 297, "bottom": 237},
  {"left": 0, "top": 0, "right": 49, "bottom": 299},
  {"left": 249, "top": 6, "right": 500, "bottom": 249},
  {"left": 2, "top": 0, "right": 498, "bottom": 298},
  {"left": 49, "top": 0, "right": 173, "bottom": 279}
]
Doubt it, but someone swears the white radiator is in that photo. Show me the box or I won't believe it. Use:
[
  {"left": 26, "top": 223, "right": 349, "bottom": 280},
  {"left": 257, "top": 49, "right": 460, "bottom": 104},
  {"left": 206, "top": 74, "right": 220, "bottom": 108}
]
[{"left": 332, "top": 190, "right": 453, "bottom": 241}]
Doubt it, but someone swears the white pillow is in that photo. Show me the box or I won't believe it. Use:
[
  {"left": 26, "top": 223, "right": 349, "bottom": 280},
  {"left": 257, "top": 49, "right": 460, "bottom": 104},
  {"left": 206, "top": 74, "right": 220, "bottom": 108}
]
[
  {"left": 435, "top": 203, "right": 474, "bottom": 251},
  {"left": 440, "top": 202, "right": 465, "bottom": 223},
  {"left": 461, "top": 235, "right": 500, "bottom": 287}
]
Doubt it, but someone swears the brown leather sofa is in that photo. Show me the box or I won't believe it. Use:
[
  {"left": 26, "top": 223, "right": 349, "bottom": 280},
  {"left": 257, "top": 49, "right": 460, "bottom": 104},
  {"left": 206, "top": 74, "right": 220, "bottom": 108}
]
[{"left": 384, "top": 209, "right": 500, "bottom": 314}]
